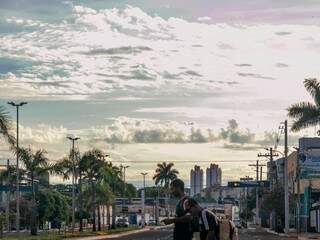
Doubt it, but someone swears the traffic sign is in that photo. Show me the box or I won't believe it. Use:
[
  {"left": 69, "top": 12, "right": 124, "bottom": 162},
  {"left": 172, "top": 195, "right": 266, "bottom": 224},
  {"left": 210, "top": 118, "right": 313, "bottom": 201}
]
[
  {"left": 228, "top": 180, "right": 270, "bottom": 188},
  {"left": 0, "top": 185, "right": 32, "bottom": 192}
]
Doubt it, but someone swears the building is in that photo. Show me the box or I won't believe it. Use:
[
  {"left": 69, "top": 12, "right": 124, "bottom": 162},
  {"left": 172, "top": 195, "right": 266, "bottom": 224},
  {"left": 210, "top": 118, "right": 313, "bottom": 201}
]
[
  {"left": 190, "top": 165, "right": 203, "bottom": 196},
  {"left": 206, "top": 164, "right": 222, "bottom": 188}
]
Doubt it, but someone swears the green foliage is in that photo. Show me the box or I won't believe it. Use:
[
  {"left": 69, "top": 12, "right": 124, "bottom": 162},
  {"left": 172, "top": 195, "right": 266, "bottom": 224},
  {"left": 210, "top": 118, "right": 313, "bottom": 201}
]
[
  {"left": 153, "top": 162, "right": 179, "bottom": 187},
  {"left": 288, "top": 78, "right": 320, "bottom": 132},
  {"left": 0, "top": 106, "right": 15, "bottom": 146},
  {"left": 36, "top": 188, "right": 68, "bottom": 228}
]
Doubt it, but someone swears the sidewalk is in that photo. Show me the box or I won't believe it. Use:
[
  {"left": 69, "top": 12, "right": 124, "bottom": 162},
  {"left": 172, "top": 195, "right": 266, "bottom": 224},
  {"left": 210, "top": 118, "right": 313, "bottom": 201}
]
[
  {"left": 264, "top": 227, "right": 320, "bottom": 239},
  {"left": 297, "top": 233, "right": 320, "bottom": 240},
  {"left": 65, "top": 226, "right": 163, "bottom": 240}
]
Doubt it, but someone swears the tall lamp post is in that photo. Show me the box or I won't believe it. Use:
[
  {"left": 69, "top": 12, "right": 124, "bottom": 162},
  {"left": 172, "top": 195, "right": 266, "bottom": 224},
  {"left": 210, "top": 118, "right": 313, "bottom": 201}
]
[
  {"left": 7, "top": 101, "right": 27, "bottom": 233},
  {"left": 141, "top": 172, "right": 148, "bottom": 228},
  {"left": 66, "top": 136, "right": 80, "bottom": 233}
]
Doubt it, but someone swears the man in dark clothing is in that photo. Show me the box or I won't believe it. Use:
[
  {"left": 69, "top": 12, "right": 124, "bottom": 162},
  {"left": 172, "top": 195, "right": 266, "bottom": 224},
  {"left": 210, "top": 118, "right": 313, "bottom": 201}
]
[
  {"left": 187, "top": 198, "right": 220, "bottom": 240},
  {"left": 162, "top": 179, "right": 193, "bottom": 240}
]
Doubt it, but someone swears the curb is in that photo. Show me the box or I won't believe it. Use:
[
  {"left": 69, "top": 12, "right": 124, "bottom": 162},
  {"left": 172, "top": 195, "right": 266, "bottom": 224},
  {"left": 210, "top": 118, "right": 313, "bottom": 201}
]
[{"left": 65, "top": 228, "right": 151, "bottom": 240}]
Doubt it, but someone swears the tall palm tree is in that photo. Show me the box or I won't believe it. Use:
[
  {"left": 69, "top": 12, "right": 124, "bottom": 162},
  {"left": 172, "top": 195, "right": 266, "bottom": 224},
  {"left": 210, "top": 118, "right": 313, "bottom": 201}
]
[
  {"left": 288, "top": 78, "right": 320, "bottom": 132},
  {"left": 153, "top": 162, "right": 178, "bottom": 217},
  {"left": 19, "top": 147, "right": 49, "bottom": 235},
  {"left": 81, "top": 149, "right": 105, "bottom": 232},
  {"left": 0, "top": 106, "right": 15, "bottom": 146},
  {"left": 153, "top": 162, "right": 179, "bottom": 188},
  {"left": 53, "top": 149, "right": 84, "bottom": 231}
]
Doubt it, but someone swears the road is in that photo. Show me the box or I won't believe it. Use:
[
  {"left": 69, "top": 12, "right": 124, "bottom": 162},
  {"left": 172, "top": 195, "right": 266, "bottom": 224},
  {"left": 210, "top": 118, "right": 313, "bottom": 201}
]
[{"left": 99, "top": 227, "right": 298, "bottom": 240}]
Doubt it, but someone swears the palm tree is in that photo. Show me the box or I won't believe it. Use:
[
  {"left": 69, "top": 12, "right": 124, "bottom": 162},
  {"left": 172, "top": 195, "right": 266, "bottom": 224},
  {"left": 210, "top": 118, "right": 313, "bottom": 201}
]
[
  {"left": 81, "top": 149, "right": 105, "bottom": 232},
  {"left": 153, "top": 162, "right": 179, "bottom": 217},
  {"left": 19, "top": 147, "right": 49, "bottom": 235},
  {"left": 0, "top": 106, "right": 15, "bottom": 146},
  {"left": 53, "top": 149, "right": 82, "bottom": 231},
  {"left": 288, "top": 78, "right": 320, "bottom": 132},
  {"left": 153, "top": 162, "right": 179, "bottom": 188}
]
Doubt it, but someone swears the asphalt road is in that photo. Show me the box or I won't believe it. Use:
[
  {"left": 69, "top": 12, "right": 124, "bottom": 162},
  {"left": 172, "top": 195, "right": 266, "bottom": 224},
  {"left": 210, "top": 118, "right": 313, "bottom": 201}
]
[
  {"left": 103, "top": 228, "right": 172, "bottom": 240},
  {"left": 100, "top": 227, "right": 298, "bottom": 240}
]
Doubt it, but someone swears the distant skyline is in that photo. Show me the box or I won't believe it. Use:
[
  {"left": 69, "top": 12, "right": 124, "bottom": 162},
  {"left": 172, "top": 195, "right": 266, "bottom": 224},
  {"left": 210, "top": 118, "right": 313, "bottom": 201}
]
[{"left": 0, "top": 0, "right": 319, "bottom": 187}]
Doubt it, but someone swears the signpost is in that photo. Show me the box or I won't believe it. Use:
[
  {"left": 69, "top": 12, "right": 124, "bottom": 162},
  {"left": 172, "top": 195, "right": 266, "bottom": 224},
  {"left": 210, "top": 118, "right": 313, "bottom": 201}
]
[{"left": 228, "top": 180, "right": 270, "bottom": 188}]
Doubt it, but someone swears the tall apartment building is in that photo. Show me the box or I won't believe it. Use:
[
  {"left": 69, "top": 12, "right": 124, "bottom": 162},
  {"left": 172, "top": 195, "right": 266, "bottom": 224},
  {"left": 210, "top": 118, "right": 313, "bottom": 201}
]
[
  {"left": 206, "top": 164, "right": 222, "bottom": 188},
  {"left": 190, "top": 165, "right": 203, "bottom": 196}
]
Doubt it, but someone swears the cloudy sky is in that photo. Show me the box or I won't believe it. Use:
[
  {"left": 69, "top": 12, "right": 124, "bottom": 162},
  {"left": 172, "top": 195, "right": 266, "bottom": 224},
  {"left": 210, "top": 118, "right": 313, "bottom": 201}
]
[{"left": 0, "top": 0, "right": 319, "bottom": 187}]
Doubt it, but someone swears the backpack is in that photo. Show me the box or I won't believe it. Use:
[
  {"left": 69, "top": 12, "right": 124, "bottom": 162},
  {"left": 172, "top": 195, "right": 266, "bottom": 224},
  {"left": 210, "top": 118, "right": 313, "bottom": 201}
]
[{"left": 219, "top": 219, "right": 238, "bottom": 240}]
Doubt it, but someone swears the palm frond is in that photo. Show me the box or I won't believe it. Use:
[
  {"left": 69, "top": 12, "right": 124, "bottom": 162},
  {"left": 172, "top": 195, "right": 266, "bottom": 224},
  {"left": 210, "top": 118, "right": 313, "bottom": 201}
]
[{"left": 304, "top": 78, "right": 320, "bottom": 106}]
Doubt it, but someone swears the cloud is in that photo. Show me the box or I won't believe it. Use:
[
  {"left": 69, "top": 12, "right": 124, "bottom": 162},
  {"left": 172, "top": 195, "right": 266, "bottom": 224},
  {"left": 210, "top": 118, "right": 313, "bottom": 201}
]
[
  {"left": 217, "top": 42, "right": 235, "bottom": 50},
  {"left": 0, "top": 4, "right": 319, "bottom": 103},
  {"left": 237, "top": 72, "right": 275, "bottom": 80},
  {"left": 235, "top": 63, "right": 252, "bottom": 67},
  {"left": 275, "top": 63, "right": 289, "bottom": 68},
  {"left": 84, "top": 46, "right": 152, "bottom": 55},
  {"left": 197, "top": 16, "right": 211, "bottom": 22},
  {"left": 219, "top": 119, "right": 255, "bottom": 144},
  {"left": 275, "top": 31, "right": 292, "bottom": 36}
]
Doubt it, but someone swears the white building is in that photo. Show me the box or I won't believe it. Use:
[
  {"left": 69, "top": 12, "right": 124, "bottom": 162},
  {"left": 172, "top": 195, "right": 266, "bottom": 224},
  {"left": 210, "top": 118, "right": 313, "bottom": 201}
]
[
  {"left": 206, "top": 164, "right": 222, "bottom": 187},
  {"left": 190, "top": 165, "right": 203, "bottom": 196}
]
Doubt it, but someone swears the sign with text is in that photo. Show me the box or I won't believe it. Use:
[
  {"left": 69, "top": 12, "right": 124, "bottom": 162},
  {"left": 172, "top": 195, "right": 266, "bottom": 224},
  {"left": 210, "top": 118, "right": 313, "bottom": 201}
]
[
  {"left": 228, "top": 180, "right": 270, "bottom": 188},
  {"left": 299, "top": 154, "right": 320, "bottom": 179}
]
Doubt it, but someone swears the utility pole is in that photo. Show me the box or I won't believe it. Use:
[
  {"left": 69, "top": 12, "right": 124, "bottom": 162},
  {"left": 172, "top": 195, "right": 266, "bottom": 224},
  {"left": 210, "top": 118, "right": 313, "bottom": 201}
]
[
  {"left": 249, "top": 160, "right": 266, "bottom": 225},
  {"left": 294, "top": 147, "right": 301, "bottom": 233},
  {"left": 258, "top": 148, "right": 279, "bottom": 182},
  {"left": 7, "top": 101, "right": 27, "bottom": 233},
  {"left": 66, "top": 136, "right": 80, "bottom": 233},
  {"left": 240, "top": 176, "right": 253, "bottom": 225},
  {"left": 284, "top": 120, "right": 289, "bottom": 234},
  {"left": 6, "top": 159, "right": 10, "bottom": 232},
  {"left": 141, "top": 173, "right": 148, "bottom": 228},
  {"left": 122, "top": 165, "right": 129, "bottom": 195}
]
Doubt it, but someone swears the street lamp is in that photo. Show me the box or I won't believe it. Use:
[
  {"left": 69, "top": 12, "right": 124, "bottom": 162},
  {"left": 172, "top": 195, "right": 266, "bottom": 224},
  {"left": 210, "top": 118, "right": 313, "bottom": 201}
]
[
  {"left": 66, "top": 136, "right": 80, "bottom": 233},
  {"left": 7, "top": 101, "right": 27, "bottom": 232},
  {"left": 141, "top": 172, "right": 148, "bottom": 228}
]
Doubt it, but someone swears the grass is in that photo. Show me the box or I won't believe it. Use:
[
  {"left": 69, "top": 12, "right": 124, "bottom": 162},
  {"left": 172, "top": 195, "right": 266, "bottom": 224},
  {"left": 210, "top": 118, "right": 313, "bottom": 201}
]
[{"left": 0, "top": 227, "right": 139, "bottom": 240}]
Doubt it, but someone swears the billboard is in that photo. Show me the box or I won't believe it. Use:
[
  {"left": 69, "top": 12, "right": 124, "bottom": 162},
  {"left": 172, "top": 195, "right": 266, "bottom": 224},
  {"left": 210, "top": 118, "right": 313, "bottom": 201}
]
[{"left": 299, "top": 154, "right": 320, "bottom": 179}]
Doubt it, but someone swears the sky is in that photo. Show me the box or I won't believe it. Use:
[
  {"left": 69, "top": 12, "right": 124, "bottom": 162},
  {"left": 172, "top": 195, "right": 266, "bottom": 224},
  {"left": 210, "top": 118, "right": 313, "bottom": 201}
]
[{"left": 0, "top": 0, "right": 319, "bottom": 188}]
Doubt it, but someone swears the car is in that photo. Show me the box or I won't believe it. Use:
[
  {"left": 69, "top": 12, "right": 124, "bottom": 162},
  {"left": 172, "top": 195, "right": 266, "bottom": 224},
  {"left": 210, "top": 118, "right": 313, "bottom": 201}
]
[
  {"left": 148, "top": 219, "right": 157, "bottom": 226},
  {"left": 233, "top": 219, "right": 242, "bottom": 228},
  {"left": 116, "top": 218, "right": 129, "bottom": 228}
]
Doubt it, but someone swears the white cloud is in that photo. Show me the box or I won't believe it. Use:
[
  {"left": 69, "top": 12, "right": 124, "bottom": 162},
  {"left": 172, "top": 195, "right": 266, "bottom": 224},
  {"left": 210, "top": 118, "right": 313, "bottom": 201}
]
[
  {"left": 0, "top": 5, "right": 318, "bottom": 104},
  {"left": 197, "top": 16, "right": 211, "bottom": 22}
]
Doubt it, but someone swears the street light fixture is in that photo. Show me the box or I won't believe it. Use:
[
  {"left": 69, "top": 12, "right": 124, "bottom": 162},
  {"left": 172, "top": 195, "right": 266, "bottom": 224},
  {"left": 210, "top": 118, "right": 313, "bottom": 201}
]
[
  {"left": 66, "top": 136, "right": 80, "bottom": 233},
  {"left": 7, "top": 101, "right": 27, "bottom": 233}
]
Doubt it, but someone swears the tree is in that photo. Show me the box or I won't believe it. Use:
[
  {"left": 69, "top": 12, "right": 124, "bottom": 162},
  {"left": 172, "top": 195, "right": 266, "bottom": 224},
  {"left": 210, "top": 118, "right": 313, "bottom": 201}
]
[
  {"left": 19, "top": 148, "right": 49, "bottom": 235},
  {"left": 153, "top": 162, "right": 178, "bottom": 216},
  {"left": 0, "top": 165, "right": 25, "bottom": 231},
  {"left": 36, "top": 188, "right": 68, "bottom": 230},
  {"left": 80, "top": 149, "right": 105, "bottom": 232},
  {"left": 153, "top": 162, "right": 179, "bottom": 188},
  {"left": 0, "top": 106, "right": 15, "bottom": 146},
  {"left": 288, "top": 78, "right": 320, "bottom": 132}
]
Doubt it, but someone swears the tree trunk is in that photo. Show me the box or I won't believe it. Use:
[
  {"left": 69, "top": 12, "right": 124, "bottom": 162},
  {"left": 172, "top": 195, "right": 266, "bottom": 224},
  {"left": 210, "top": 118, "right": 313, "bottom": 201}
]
[
  {"left": 79, "top": 173, "right": 83, "bottom": 232},
  {"left": 97, "top": 205, "right": 101, "bottom": 231},
  {"left": 91, "top": 180, "right": 96, "bottom": 232},
  {"left": 30, "top": 175, "right": 37, "bottom": 235},
  {"left": 106, "top": 204, "right": 110, "bottom": 228}
]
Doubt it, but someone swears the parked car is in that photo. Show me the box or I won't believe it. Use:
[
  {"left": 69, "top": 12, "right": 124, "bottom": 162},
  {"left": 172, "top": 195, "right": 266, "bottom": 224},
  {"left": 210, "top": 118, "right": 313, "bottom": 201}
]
[
  {"left": 148, "top": 219, "right": 157, "bottom": 226},
  {"left": 116, "top": 218, "right": 129, "bottom": 228},
  {"left": 233, "top": 219, "right": 242, "bottom": 228}
]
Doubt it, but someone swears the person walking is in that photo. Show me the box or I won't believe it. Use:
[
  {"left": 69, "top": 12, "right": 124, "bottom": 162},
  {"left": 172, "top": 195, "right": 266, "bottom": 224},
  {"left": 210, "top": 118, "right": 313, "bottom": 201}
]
[
  {"left": 162, "top": 179, "right": 193, "bottom": 240},
  {"left": 187, "top": 199, "right": 220, "bottom": 240}
]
